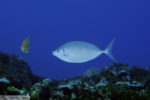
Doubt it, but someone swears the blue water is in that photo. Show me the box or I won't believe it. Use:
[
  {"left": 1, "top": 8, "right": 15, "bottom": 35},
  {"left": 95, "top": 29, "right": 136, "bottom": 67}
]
[{"left": 0, "top": 0, "right": 150, "bottom": 79}]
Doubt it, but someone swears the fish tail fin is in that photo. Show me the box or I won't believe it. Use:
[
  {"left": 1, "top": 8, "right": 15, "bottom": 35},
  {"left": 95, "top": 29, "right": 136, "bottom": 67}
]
[{"left": 103, "top": 38, "right": 117, "bottom": 62}]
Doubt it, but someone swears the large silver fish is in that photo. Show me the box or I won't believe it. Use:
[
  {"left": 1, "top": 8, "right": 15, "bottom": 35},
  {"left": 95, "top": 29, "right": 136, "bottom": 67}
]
[{"left": 52, "top": 39, "right": 117, "bottom": 63}]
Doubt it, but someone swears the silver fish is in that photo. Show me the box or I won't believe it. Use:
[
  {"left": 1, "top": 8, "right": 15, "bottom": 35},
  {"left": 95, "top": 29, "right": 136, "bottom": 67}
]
[{"left": 52, "top": 39, "right": 117, "bottom": 63}]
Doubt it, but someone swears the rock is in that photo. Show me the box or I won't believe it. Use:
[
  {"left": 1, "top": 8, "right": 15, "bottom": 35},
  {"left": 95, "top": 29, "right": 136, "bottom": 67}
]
[
  {"left": 0, "top": 77, "right": 10, "bottom": 94},
  {"left": 31, "top": 82, "right": 42, "bottom": 91},
  {"left": 116, "top": 81, "right": 131, "bottom": 86},
  {"left": 30, "top": 80, "right": 52, "bottom": 100},
  {"left": 57, "top": 82, "right": 76, "bottom": 100},
  {"left": 131, "top": 81, "right": 142, "bottom": 86},
  {"left": 100, "top": 69, "right": 117, "bottom": 83},
  {"left": 129, "top": 66, "right": 149, "bottom": 82},
  {"left": 42, "top": 78, "right": 52, "bottom": 84},
  {"left": 96, "top": 77, "right": 108, "bottom": 87},
  {"left": 96, "top": 82, "right": 107, "bottom": 87},
  {"left": 144, "top": 80, "right": 150, "bottom": 90},
  {"left": 68, "top": 79, "right": 81, "bottom": 86},
  {"left": 118, "top": 70, "right": 128, "bottom": 75},
  {"left": 147, "top": 66, "right": 150, "bottom": 71},
  {"left": 29, "top": 63, "right": 150, "bottom": 99},
  {"left": 0, "top": 77, "right": 10, "bottom": 84},
  {"left": 71, "top": 93, "right": 76, "bottom": 100},
  {"left": 116, "top": 81, "right": 143, "bottom": 90},
  {"left": 31, "top": 89, "right": 40, "bottom": 100},
  {"left": 53, "top": 91, "right": 64, "bottom": 97},
  {"left": 104, "top": 63, "right": 129, "bottom": 73},
  {"left": 7, "top": 86, "right": 27, "bottom": 95},
  {"left": 0, "top": 52, "right": 43, "bottom": 89},
  {"left": 83, "top": 67, "right": 100, "bottom": 78},
  {"left": 58, "top": 83, "right": 74, "bottom": 90},
  {"left": 118, "top": 70, "right": 131, "bottom": 81},
  {"left": 103, "top": 63, "right": 129, "bottom": 77},
  {"left": 42, "top": 78, "right": 53, "bottom": 87},
  {"left": 129, "top": 81, "right": 144, "bottom": 90},
  {"left": 1, "top": 52, "right": 150, "bottom": 100}
]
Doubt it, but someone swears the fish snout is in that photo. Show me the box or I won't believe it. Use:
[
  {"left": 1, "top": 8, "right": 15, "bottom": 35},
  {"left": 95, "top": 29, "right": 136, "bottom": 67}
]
[{"left": 52, "top": 51, "right": 57, "bottom": 56}]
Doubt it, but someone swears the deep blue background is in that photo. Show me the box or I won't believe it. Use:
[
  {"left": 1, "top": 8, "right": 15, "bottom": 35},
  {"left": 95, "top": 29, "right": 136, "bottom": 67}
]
[{"left": 0, "top": 0, "right": 150, "bottom": 79}]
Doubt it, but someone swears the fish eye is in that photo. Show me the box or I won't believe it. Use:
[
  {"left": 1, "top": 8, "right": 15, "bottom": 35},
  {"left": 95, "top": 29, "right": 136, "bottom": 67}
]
[{"left": 57, "top": 49, "right": 59, "bottom": 52}]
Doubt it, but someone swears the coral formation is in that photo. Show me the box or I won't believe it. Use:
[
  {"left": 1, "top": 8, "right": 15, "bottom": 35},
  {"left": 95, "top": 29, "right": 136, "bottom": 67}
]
[
  {"left": 0, "top": 52, "right": 150, "bottom": 100},
  {"left": 0, "top": 52, "right": 43, "bottom": 89}
]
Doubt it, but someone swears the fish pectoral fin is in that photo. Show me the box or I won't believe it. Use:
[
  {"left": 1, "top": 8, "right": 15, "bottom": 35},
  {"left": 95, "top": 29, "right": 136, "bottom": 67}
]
[
  {"left": 63, "top": 51, "right": 68, "bottom": 57},
  {"left": 63, "top": 48, "right": 68, "bottom": 57},
  {"left": 64, "top": 53, "right": 68, "bottom": 57},
  {"left": 25, "top": 51, "right": 29, "bottom": 53}
]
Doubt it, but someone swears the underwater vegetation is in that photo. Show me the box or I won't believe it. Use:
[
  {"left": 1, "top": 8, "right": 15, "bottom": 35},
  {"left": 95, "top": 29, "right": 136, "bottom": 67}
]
[{"left": 0, "top": 51, "right": 150, "bottom": 100}]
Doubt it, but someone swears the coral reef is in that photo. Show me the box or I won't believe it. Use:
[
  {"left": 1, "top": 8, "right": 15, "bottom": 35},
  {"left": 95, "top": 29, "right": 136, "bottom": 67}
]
[
  {"left": 0, "top": 51, "right": 150, "bottom": 100},
  {"left": 0, "top": 52, "right": 43, "bottom": 89}
]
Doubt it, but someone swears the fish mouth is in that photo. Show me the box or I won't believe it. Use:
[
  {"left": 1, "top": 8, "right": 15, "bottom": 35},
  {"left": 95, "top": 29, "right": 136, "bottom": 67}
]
[{"left": 52, "top": 51, "right": 56, "bottom": 56}]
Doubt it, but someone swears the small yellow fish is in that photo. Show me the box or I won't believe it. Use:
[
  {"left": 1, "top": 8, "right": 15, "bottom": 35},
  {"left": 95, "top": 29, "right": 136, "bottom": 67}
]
[{"left": 21, "top": 37, "right": 30, "bottom": 53}]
